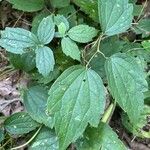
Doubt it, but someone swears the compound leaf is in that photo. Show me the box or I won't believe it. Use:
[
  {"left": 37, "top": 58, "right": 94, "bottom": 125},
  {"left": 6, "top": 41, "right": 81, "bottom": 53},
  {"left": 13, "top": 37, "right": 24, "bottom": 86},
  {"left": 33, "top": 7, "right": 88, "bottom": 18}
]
[
  {"left": 68, "top": 25, "right": 98, "bottom": 43},
  {"left": 77, "top": 122, "right": 127, "bottom": 150},
  {"left": 4, "top": 112, "right": 40, "bottom": 135},
  {"left": 98, "top": 0, "right": 133, "bottom": 36},
  {"left": 105, "top": 53, "right": 148, "bottom": 124},
  {"left": 23, "top": 86, "right": 54, "bottom": 128},
  {"left": 0, "top": 27, "right": 38, "bottom": 54},
  {"left": 36, "top": 46, "right": 55, "bottom": 77},
  {"left": 61, "top": 37, "right": 80, "bottom": 61},
  {"left": 37, "top": 16, "right": 55, "bottom": 45},
  {"left": 47, "top": 65, "right": 106, "bottom": 150}
]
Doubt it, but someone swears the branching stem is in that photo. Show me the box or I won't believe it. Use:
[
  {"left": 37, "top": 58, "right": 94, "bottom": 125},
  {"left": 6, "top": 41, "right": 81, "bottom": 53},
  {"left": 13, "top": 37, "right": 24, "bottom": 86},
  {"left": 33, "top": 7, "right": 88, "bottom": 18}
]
[{"left": 86, "top": 34, "right": 107, "bottom": 69}]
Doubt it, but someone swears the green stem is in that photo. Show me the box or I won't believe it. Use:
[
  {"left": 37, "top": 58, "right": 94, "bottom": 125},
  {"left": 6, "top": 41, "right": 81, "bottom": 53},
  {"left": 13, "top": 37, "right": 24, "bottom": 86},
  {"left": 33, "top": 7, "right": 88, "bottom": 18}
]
[
  {"left": 101, "top": 102, "right": 116, "bottom": 123},
  {"left": 86, "top": 34, "right": 106, "bottom": 68},
  {"left": 141, "top": 130, "right": 150, "bottom": 139},
  {"left": 11, "top": 126, "right": 42, "bottom": 150}
]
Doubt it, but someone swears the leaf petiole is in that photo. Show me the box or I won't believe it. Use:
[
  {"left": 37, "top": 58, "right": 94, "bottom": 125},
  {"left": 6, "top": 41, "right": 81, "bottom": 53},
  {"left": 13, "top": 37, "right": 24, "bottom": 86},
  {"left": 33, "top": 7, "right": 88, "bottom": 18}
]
[
  {"left": 11, "top": 125, "right": 42, "bottom": 150},
  {"left": 101, "top": 102, "right": 116, "bottom": 123}
]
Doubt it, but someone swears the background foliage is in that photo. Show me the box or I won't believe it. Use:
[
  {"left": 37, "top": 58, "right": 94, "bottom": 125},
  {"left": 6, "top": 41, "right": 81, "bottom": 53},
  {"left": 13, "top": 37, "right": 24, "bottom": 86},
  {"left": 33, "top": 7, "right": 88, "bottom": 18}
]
[{"left": 0, "top": 0, "right": 150, "bottom": 149}]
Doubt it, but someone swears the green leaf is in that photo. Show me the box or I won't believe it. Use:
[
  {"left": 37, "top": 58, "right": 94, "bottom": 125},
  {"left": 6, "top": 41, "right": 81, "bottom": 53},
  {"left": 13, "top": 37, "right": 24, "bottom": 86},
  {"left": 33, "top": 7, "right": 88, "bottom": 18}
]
[
  {"left": 4, "top": 112, "right": 40, "bottom": 135},
  {"left": 129, "top": 0, "right": 137, "bottom": 3},
  {"left": 57, "top": 23, "right": 67, "bottom": 37},
  {"left": 32, "top": 10, "right": 50, "bottom": 34},
  {"left": 31, "top": 67, "right": 60, "bottom": 85},
  {"left": 7, "top": 0, "right": 45, "bottom": 12},
  {"left": 68, "top": 25, "right": 98, "bottom": 43},
  {"left": 121, "top": 42, "right": 150, "bottom": 61},
  {"left": 58, "top": 5, "right": 77, "bottom": 28},
  {"left": 61, "top": 37, "right": 80, "bottom": 61},
  {"left": 50, "top": 0, "right": 70, "bottom": 8},
  {"left": 29, "top": 127, "right": 59, "bottom": 150},
  {"left": 122, "top": 105, "right": 150, "bottom": 138},
  {"left": 37, "top": 16, "right": 55, "bottom": 45},
  {"left": 0, "top": 128, "right": 4, "bottom": 143},
  {"left": 23, "top": 86, "right": 54, "bottom": 128},
  {"left": 54, "top": 15, "right": 69, "bottom": 37},
  {"left": 89, "top": 36, "right": 124, "bottom": 81},
  {"left": 77, "top": 122, "right": 127, "bottom": 150},
  {"left": 133, "top": 19, "right": 150, "bottom": 38},
  {"left": 73, "top": 0, "right": 98, "bottom": 22},
  {"left": 36, "top": 46, "right": 55, "bottom": 77},
  {"left": 142, "top": 40, "right": 150, "bottom": 51},
  {"left": 121, "top": 42, "right": 150, "bottom": 69},
  {"left": 0, "top": 27, "right": 38, "bottom": 54},
  {"left": 98, "top": 0, "right": 133, "bottom": 36},
  {"left": 47, "top": 65, "right": 106, "bottom": 150},
  {"left": 133, "top": 4, "right": 143, "bottom": 16},
  {"left": 105, "top": 53, "right": 148, "bottom": 124},
  {"left": 8, "top": 51, "right": 36, "bottom": 72},
  {"left": 54, "top": 15, "right": 69, "bottom": 31}
]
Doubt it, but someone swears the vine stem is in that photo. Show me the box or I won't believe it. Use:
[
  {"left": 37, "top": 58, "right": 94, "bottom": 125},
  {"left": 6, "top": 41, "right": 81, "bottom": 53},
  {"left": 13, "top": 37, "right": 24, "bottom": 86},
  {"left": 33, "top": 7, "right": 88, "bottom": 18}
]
[
  {"left": 11, "top": 126, "right": 42, "bottom": 150},
  {"left": 101, "top": 102, "right": 116, "bottom": 123},
  {"left": 86, "top": 34, "right": 107, "bottom": 69}
]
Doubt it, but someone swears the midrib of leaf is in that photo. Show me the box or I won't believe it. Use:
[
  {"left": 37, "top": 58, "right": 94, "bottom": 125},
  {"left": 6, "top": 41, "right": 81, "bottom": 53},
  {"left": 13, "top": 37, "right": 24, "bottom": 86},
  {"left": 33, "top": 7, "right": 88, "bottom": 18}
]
[
  {"left": 113, "top": 62, "right": 136, "bottom": 109},
  {"left": 62, "top": 71, "right": 88, "bottom": 145},
  {"left": 39, "top": 28, "right": 54, "bottom": 44},
  {"left": 49, "top": 68, "right": 84, "bottom": 111},
  {"left": 109, "top": 62, "right": 123, "bottom": 105},
  {"left": 88, "top": 70, "right": 101, "bottom": 98},
  {"left": 8, "top": 30, "right": 37, "bottom": 43},
  {"left": 78, "top": 71, "right": 92, "bottom": 125},
  {"left": 8, "top": 117, "right": 33, "bottom": 125},
  {"left": 112, "top": 57, "right": 145, "bottom": 116},
  {"left": 108, "top": 14, "right": 128, "bottom": 31},
  {"left": 105, "top": 3, "right": 115, "bottom": 30},
  {"left": 3, "top": 38, "right": 34, "bottom": 46},
  {"left": 107, "top": 10, "right": 131, "bottom": 33},
  {"left": 43, "top": 49, "right": 49, "bottom": 71}
]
